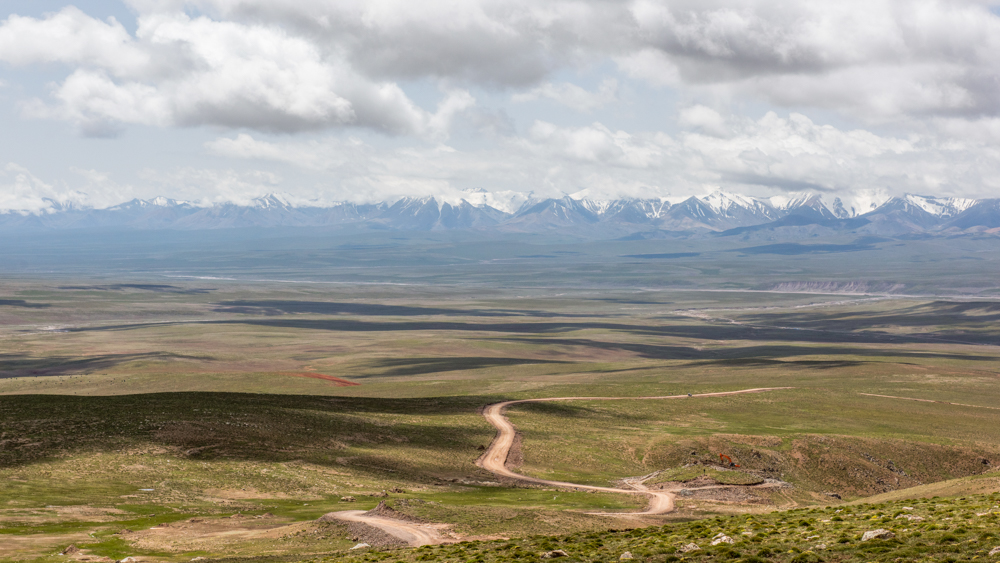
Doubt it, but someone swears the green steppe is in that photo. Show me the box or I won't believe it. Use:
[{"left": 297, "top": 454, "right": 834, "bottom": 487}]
[{"left": 0, "top": 277, "right": 997, "bottom": 562}]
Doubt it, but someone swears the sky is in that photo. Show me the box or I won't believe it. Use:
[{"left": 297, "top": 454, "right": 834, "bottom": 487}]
[{"left": 2, "top": 0, "right": 1000, "bottom": 212}]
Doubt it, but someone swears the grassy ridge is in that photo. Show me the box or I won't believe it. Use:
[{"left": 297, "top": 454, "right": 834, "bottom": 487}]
[{"left": 329, "top": 489, "right": 1000, "bottom": 563}]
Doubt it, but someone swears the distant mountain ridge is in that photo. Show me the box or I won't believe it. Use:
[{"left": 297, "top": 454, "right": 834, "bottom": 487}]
[{"left": 2, "top": 190, "right": 997, "bottom": 236}]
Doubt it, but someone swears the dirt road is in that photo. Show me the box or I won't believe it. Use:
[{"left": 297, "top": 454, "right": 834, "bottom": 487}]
[
  {"left": 323, "top": 510, "right": 453, "bottom": 547},
  {"left": 477, "top": 387, "right": 793, "bottom": 516}
]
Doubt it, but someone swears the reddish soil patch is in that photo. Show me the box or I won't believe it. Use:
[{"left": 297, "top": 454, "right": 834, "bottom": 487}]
[{"left": 283, "top": 372, "right": 360, "bottom": 387}]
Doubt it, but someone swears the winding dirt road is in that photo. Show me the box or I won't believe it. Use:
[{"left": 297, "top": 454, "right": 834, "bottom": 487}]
[
  {"left": 325, "top": 510, "right": 453, "bottom": 546},
  {"left": 476, "top": 387, "right": 793, "bottom": 516},
  {"left": 325, "top": 386, "right": 791, "bottom": 545}
]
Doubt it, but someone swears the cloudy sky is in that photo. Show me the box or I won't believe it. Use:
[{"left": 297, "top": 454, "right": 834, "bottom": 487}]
[{"left": 2, "top": 0, "right": 1000, "bottom": 211}]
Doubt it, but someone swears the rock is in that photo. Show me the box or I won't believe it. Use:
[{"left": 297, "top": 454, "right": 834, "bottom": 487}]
[
  {"left": 119, "top": 558, "right": 137, "bottom": 563},
  {"left": 861, "top": 529, "right": 895, "bottom": 541},
  {"left": 340, "top": 496, "right": 356, "bottom": 502},
  {"left": 990, "top": 546, "right": 1000, "bottom": 556},
  {"left": 824, "top": 492, "right": 841, "bottom": 499},
  {"left": 541, "top": 549, "right": 569, "bottom": 558},
  {"left": 895, "top": 514, "right": 924, "bottom": 522},
  {"left": 619, "top": 551, "right": 633, "bottom": 560},
  {"left": 711, "top": 533, "right": 735, "bottom": 546},
  {"left": 678, "top": 543, "right": 701, "bottom": 553},
  {"left": 814, "top": 543, "right": 828, "bottom": 550},
  {"left": 350, "top": 543, "right": 370, "bottom": 550},
  {"left": 61, "top": 545, "right": 79, "bottom": 555}
]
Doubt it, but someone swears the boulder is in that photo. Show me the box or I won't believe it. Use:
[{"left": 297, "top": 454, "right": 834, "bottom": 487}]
[
  {"left": 541, "top": 549, "right": 569, "bottom": 558},
  {"left": 340, "top": 496, "right": 356, "bottom": 502},
  {"left": 711, "top": 533, "right": 735, "bottom": 545},
  {"left": 861, "top": 529, "right": 895, "bottom": 541},
  {"left": 989, "top": 546, "right": 1000, "bottom": 556},
  {"left": 350, "top": 543, "right": 370, "bottom": 550},
  {"left": 678, "top": 543, "right": 701, "bottom": 553},
  {"left": 619, "top": 551, "right": 633, "bottom": 560},
  {"left": 61, "top": 545, "right": 79, "bottom": 556}
]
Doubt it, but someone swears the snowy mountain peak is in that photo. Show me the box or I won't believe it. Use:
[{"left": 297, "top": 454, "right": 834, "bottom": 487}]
[
  {"left": 250, "top": 193, "right": 292, "bottom": 209},
  {"left": 903, "top": 194, "right": 977, "bottom": 217},
  {"left": 700, "top": 190, "right": 761, "bottom": 214}
]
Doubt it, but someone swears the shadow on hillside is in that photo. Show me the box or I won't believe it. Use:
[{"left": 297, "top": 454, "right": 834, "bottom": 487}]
[
  {"left": 356, "top": 356, "right": 570, "bottom": 378},
  {"left": 0, "top": 352, "right": 211, "bottom": 378},
  {"left": 58, "top": 284, "right": 215, "bottom": 294},
  {"left": 0, "top": 299, "right": 50, "bottom": 308},
  {"left": 737, "top": 301, "right": 1000, "bottom": 337},
  {"left": 65, "top": 301, "right": 1000, "bottom": 347},
  {"left": 0, "top": 393, "right": 496, "bottom": 479},
  {"left": 493, "top": 337, "right": 999, "bottom": 363}
]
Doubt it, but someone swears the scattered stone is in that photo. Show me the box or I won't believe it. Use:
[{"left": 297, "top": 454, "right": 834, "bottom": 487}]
[
  {"left": 191, "top": 558, "right": 206, "bottom": 561},
  {"left": 814, "top": 544, "right": 828, "bottom": 550},
  {"left": 902, "top": 506, "right": 914, "bottom": 511},
  {"left": 389, "top": 487, "right": 406, "bottom": 493},
  {"left": 541, "top": 549, "right": 569, "bottom": 558},
  {"left": 619, "top": 551, "right": 633, "bottom": 560},
  {"left": 340, "top": 496, "right": 356, "bottom": 502},
  {"left": 711, "top": 533, "right": 735, "bottom": 546},
  {"left": 371, "top": 491, "right": 389, "bottom": 498},
  {"left": 678, "top": 543, "right": 701, "bottom": 553},
  {"left": 119, "top": 558, "right": 137, "bottom": 563},
  {"left": 350, "top": 543, "right": 370, "bottom": 550},
  {"left": 896, "top": 514, "right": 924, "bottom": 522},
  {"left": 861, "top": 529, "right": 895, "bottom": 541},
  {"left": 989, "top": 546, "right": 1000, "bottom": 556},
  {"left": 61, "top": 545, "right": 79, "bottom": 555}
]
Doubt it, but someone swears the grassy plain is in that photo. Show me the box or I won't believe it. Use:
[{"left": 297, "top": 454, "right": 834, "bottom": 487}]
[{"left": 0, "top": 271, "right": 997, "bottom": 561}]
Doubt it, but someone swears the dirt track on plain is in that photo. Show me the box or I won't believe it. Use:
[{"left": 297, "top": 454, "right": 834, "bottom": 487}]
[
  {"left": 477, "top": 388, "right": 794, "bottom": 516},
  {"left": 322, "top": 510, "right": 453, "bottom": 547}
]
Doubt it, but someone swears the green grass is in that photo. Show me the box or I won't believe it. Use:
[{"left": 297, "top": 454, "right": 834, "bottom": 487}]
[
  {"left": 646, "top": 466, "right": 764, "bottom": 486},
  {"left": 0, "top": 278, "right": 999, "bottom": 560},
  {"left": 319, "top": 491, "right": 1000, "bottom": 563}
]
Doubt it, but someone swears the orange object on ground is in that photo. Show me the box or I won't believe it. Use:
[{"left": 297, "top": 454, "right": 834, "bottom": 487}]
[{"left": 719, "top": 454, "right": 739, "bottom": 467}]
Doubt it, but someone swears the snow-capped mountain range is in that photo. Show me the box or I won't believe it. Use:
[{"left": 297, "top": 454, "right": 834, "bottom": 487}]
[{"left": 2, "top": 189, "right": 997, "bottom": 235}]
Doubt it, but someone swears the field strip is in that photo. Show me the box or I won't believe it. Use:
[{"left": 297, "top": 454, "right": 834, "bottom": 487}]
[
  {"left": 477, "top": 387, "right": 794, "bottom": 516},
  {"left": 859, "top": 392, "right": 1000, "bottom": 411}
]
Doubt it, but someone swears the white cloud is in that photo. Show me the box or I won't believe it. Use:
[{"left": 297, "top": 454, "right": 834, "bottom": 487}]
[
  {"left": 1, "top": 8, "right": 467, "bottom": 136},
  {"left": 678, "top": 105, "right": 728, "bottom": 136},
  {"left": 6, "top": 0, "right": 1000, "bottom": 133},
  {"left": 0, "top": 163, "right": 88, "bottom": 213},
  {"left": 0, "top": 7, "right": 148, "bottom": 74},
  {"left": 5, "top": 0, "right": 1000, "bottom": 207},
  {"left": 525, "top": 121, "right": 672, "bottom": 169},
  {"left": 512, "top": 78, "right": 618, "bottom": 112}
]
